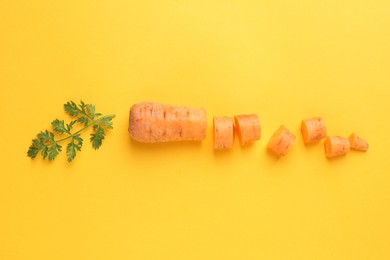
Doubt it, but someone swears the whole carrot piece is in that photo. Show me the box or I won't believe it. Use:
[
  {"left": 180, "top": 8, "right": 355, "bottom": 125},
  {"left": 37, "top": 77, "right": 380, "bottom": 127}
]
[{"left": 129, "top": 102, "right": 207, "bottom": 143}]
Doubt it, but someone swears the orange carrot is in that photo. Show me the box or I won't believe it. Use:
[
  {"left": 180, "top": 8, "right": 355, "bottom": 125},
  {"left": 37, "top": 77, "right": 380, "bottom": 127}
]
[
  {"left": 213, "top": 117, "right": 234, "bottom": 149},
  {"left": 128, "top": 102, "right": 207, "bottom": 143},
  {"left": 301, "top": 117, "right": 327, "bottom": 144},
  {"left": 234, "top": 114, "right": 261, "bottom": 145},
  {"left": 324, "top": 136, "right": 350, "bottom": 158},
  {"left": 349, "top": 133, "right": 369, "bottom": 151},
  {"left": 267, "top": 126, "right": 296, "bottom": 156}
]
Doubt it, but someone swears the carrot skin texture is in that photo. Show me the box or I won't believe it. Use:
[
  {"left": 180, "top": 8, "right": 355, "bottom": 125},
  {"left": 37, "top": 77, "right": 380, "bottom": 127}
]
[
  {"left": 324, "top": 136, "right": 350, "bottom": 158},
  {"left": 234, "top": 114, "right": 261, "bottom": 145},
  {"left": 213, "top": 117, "right": 234, "bottom": 149},
  {"left": 267, "top": 126, "right": 296, "bottom": 156},
  {"left": 349, "top": 133, "right": 369, "bottom": 151},
  {"left": 129, "top": 102, "right": 207, "bottom": 143},
  {"left": 301, "top": 117, "right": 327, "bottom": 144}
]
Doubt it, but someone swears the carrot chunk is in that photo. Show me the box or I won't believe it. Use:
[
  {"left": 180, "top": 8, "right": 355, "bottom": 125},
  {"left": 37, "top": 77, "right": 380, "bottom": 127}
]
[
  {"left": 349, "top": 133, "right": 369, "bottom": 151},
  {"left": 129, "top": 102, "right": 207, "bottom": 143},
  {"left": 267, "top": 126, "right": 296, "bottom": 156},
  {"left": 324, "top": 136, "right": 350, "bottom": 158},
  {"left": 301, "top": 117, "right": 327, "bottom": 144},
  {"left": 234, "top": 114, "right": 261, "bottom": 145},
  {"left": 213, "top": 117, "right": 234, "bottom": 149}
]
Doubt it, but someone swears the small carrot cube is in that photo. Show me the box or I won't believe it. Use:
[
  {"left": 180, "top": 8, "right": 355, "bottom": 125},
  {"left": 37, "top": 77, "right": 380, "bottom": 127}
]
[
  {"left": 213, "top": 117, "right": 234, "bottom": 149},
  {"left": 267, "top": 126, "right": 296, "bottom": 156},
  {"left": 324, "top": 136, "right": 350, "bottom": 158},
  {"left": 301, "top": 117, "right": 327, "bottom": 144}
]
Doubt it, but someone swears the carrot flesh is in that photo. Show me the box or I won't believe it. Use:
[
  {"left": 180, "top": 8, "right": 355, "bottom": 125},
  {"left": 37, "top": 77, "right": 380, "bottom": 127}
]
[
  {"left": 324, "top": 136, "right": 350, "bottom": 158},
  {"left": 213, "top": 117, "right": 234, "bottom": 149},
  {"left": 267, "top": 126, "right": 296, "bottom": 156},
  {"left": 128, "top": 102, "right": 207, "bottom": 143},
  {"left": 234, "top": 114, "right": 261, "bottom": 145},
  {"left": 349, "top": 133, "right": 369, "bottom": 151},
  {"left": 301, "top": 117, "right": 327, "bottom": 144}
]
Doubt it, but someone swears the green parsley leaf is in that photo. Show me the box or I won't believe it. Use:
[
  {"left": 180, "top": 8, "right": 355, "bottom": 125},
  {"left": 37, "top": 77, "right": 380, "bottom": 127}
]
[
  {"left": 77, "top": 116, "right": 90, "bottom": 127},
  {"left": 66, "top": 134, "right": 83, "bottom": 162},
  {"left": 101, "top": 116, "right": 113, "bottom": 129},
  {"left": 66, "top": 120, "right": 77, "bottom": 132},
  {"left": 51, "top": 119, "right": 68, "bottom": 134},
  {"left": 48, "top": 143, "right": 62, "bottom": 161},
  {"left": 64, "top": 101, "right": 81, "bottom": 117},
  {"left": 90, "top": 124, "right": 105, "bottom": 150},
  {"left": 86, "top": 104, "right": 96, "bottom": 118},
  {"left": 27, "top": 100, "right": 115, "bottom": 162},
  {"left": 41, "top": 146, "right": 49, "bottom": 159},
  {"left": 27, "top": 139, "right": 43, "bottom": 159}
]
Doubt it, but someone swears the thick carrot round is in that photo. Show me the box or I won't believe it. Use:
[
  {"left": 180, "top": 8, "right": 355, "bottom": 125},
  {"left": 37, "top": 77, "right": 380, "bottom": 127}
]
[
  {"left": 267, "top": 126, "right": 296, "bottom": 156},
  {"left": 349, "top": 133, "right": 369, "bottom": 151},
  {"left": 301, "top": 117, "right": 327, "bottom": 144},
  {"left": 213, "top": 117, "right": 234, "bottom": 149},
  {"left": 128, "top": 102, "right": 207, "bottom": 143},
  {"left": 324, "top": 136, "right": 350, "bottom": 158},
  {"left": 234, "top": 114, "right": 261, "bottom": 145}
]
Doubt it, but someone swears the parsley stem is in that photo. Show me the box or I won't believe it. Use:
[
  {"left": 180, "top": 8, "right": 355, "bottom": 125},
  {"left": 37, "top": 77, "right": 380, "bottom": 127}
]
[{"left": 55, "top": 114, "right": 115, "bottom": 143}]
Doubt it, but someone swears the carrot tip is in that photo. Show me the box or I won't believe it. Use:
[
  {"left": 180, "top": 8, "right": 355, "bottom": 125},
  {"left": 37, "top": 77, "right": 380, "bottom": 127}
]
[{"left": 349, "top": 133, "right": 369, "bottom": 151}]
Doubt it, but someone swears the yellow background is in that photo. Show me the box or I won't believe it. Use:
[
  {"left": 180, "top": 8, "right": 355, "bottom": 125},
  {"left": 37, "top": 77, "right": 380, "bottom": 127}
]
[{"left": 1, "top": 0, "right": 389, "bottom": 259}]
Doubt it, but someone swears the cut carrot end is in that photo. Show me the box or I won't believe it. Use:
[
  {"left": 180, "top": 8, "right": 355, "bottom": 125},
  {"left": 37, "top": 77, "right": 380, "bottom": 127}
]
[
  {"left": 234, "top": 116, "right": 244, "bottom": 145},
  {"left": 324, "top": 138, "right": 332, "bottom": 157},
  {"left": 301, "top": 120, "right": 309, "bottom": 143}
]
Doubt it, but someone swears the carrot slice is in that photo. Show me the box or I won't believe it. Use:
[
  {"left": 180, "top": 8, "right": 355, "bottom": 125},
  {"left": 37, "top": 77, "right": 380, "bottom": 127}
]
[
  {"left": 129, "top": 102, "right": 207, "bottom": 143},
  {"left": 267, "top": 126, "right": 296, "bottom": 156},
  {"left": 234, "top": 114, "right": 261, "bottom": 145},
  {"left": 324, "top": 136, "right": 350, "bottom": 158},
  {"left": 349, "top": 133, "right": 369, "bottom": 151},
  {"left": 213, "top": 117, "right": 234, "bottom": 149},
  {"left": 301, "top": 117, "right": 327, "bottom": 144}
]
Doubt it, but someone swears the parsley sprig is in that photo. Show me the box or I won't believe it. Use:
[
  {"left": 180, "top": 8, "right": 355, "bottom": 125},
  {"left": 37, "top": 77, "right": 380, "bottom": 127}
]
[{"left": 27, "top": 101, "right": 115, "bottom": 162}]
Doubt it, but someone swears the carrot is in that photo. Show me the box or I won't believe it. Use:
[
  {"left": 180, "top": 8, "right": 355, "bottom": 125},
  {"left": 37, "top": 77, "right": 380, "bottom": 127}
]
[
  {"left": 234, "top": 114, "right": 261, "bottom": 145},
  {"left": 324, "top": 136, "right": 350, "bottom": 158},
  {"left": 213, "top": 117, "right": 234, "bottom": 149},
  {"left": 301, "top": 117, "right": 327, "bottom": 144},
  {"left": 349, "top": 133, "right": 369, "bottom": 151},
  {"left": 267, "top": 126, "right": 296, "bottom": 156},
  {"left": 128, "top": 102, "right": 207, "bottom": 143}
]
